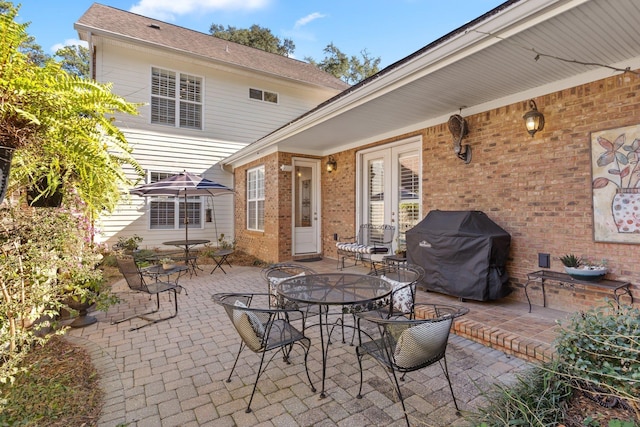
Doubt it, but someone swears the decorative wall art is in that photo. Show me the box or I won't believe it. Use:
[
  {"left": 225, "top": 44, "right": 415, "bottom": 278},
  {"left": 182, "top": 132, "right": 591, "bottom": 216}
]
[{"left": 591, "top": 124, "right": 640, "bottom": 243}]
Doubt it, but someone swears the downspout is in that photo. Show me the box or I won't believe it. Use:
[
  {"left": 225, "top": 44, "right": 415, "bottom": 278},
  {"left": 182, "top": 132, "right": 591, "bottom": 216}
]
[{"left": 88, "top": 31, "right": 96, "bottom": 80}]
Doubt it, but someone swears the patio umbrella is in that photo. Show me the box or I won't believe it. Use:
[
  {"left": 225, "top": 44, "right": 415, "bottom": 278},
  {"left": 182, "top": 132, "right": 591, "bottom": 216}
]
[{"left": 130, "top": 171, "right": 234, "bottom": 244}]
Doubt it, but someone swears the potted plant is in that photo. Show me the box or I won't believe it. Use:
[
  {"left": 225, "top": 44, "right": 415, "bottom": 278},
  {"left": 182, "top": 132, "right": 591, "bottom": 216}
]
[
  {"left": 395, "top": 246, "right": 407, "bottom": 258},
  {"left": 160, "top": 257, "right": 176, "bottom": 270},
  {"left": 559, "top": 254, "right": 608, "bottom": 281},
  {"left": 61, "top": 251, "right": 118, "bottom": 328}
]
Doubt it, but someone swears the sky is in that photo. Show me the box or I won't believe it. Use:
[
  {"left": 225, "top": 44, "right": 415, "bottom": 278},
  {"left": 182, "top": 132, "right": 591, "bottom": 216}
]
[{"left": 16, "top": 0, "right": 505, "bottom": 69}]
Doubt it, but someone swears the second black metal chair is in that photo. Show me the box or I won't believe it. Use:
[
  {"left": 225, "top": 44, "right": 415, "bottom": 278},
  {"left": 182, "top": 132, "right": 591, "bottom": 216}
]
[
  {"left": 213, "top": 292, "right": 316, "bottom": 413},
  {"left": 355, "top": 307, "right": 460, "bottom": 426},
  {"left": 367, "top": 263, "right": 425, "bottom": 318},
  {"left": 262, "top": 263, "right": 318, "bottom": 313}
]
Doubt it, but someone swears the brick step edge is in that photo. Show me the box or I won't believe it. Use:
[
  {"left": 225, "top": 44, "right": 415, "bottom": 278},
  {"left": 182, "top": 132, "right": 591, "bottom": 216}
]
[{"left": 452, "top": 317, "right": 554, "bottom": 363}]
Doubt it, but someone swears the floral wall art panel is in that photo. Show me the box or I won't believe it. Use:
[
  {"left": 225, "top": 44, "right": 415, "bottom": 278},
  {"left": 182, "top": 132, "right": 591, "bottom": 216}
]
[{"left": 591, "top": 124, "right": 640, "bottom": 243}]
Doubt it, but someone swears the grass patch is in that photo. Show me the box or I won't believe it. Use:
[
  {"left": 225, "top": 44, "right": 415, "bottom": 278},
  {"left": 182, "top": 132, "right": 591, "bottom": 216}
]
[{"left": 0, "top": 336, "right": 103, "bottom": 426}]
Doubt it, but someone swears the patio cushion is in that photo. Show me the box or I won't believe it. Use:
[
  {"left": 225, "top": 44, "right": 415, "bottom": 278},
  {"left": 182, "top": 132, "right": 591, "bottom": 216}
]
[
  {"left": 393, "top": 319, "right": 451, "bottom": 369},
  {"left": 336, "top": 242, "right": 389, "bottom": 254},
  {"left": 233, "top": 301, "right": 265, "bottom": 351},
  {"left": 268, "top": 272, "right": 306, "bottom": 307},
  {"left": 381, "top": 275, "right": 413, "bottom": 313}
]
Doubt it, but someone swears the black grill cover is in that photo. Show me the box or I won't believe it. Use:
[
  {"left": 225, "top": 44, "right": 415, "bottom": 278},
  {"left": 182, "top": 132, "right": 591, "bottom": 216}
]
[{"left": 406, "top": 210, "right": 511, "bottom": 301}]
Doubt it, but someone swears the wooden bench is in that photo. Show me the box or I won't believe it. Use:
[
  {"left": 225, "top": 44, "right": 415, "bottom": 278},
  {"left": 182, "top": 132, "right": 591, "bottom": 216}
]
[
  {"left": 336, "top": 224, "right": 395, "bottom": 271},
  {"left": 524, "top": 270, "right": 634, "bottom": 312}
]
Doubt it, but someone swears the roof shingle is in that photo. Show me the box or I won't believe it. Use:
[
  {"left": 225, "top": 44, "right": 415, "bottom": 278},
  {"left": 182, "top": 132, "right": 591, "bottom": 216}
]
[{"left": 75, "top": 3, "right": 350, "bottom": 91}]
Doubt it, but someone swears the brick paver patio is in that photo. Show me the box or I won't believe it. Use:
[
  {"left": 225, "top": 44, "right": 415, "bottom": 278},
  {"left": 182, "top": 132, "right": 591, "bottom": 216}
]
[{"left": 66, "top": 261, "right": 534, "bottom": 426}]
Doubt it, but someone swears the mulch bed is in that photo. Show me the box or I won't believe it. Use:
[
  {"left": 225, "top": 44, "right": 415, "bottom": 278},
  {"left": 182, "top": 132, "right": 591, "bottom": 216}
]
[{"left": 0, "top": 336, "right": 103, "bottom": 426}]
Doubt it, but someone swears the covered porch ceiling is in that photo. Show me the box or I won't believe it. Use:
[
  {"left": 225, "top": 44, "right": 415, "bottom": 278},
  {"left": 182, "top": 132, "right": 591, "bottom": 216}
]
[{"left": 224, "top": 0, "right": 640, "bottom": 167}]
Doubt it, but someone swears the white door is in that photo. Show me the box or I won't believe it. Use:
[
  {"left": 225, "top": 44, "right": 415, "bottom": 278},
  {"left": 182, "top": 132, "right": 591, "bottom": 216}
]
[
  {"left": 359, "top": 138, "right": 422, "bottom": 252},
  {"left": 293, "top": 159, "right": 321, "bottom": 254}
]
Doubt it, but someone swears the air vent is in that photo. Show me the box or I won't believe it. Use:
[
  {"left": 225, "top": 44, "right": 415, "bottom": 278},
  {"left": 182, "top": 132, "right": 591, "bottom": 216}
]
[{"left": 148, "top": 24, "right": 160, "bottom": 30}]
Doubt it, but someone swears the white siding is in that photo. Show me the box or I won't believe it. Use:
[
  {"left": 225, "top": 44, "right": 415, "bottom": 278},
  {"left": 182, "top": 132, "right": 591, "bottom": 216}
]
[
  {"left": 90, "top": 36, "right": 340, "bottom": 249},
  {"left": 97, "top": 129, "right": 243, "bottom": 250},
  {"left": 95, "top": 40, "right": 333, "bottom": 143}
]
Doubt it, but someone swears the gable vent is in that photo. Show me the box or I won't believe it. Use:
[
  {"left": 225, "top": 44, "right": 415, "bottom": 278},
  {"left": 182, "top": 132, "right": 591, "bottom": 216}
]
[{"left": 148, "top": 24, "right": 160, "bottom": 30}]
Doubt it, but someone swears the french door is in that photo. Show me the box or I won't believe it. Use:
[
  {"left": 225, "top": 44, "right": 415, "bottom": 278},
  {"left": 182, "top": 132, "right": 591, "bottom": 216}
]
[{"left": 358, "top": 138, "right": 422, "bottom": 251}]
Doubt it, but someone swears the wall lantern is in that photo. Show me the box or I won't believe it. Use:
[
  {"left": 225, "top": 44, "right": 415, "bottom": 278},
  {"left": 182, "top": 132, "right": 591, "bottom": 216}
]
[
  {"left": 447, "top": 114, "right": 471, "bottom": 164},
  {"left": 523, "top": 99, "right": 545, "bottom": 137},
  {"left": 326, "top": 155, "right": 337, "bottom": 173}
]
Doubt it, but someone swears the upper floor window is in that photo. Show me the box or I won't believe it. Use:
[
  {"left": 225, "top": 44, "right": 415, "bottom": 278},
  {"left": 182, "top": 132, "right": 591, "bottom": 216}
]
[
  {"left": 249, "top": 88, "right": 278, "bottom": 104},
  {"left": 247, "top": 166, "right": 265, "bottom": 231},
  {"left": 147, "top": 171, "right": 202, "bottom": 230},
  {"left": 151, "top": 67, "right": 202, "bottom": 129}
]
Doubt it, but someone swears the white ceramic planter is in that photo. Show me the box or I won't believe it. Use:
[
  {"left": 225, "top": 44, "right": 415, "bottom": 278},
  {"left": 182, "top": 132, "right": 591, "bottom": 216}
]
[{"left": 564, "top": 266, "right": 607, "bottom": 281}]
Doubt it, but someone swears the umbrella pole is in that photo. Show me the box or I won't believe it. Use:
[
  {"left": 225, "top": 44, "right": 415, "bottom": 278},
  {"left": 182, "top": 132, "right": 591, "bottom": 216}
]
[{"left": 184, "top": 192, "right": 189, "bottom": 259}]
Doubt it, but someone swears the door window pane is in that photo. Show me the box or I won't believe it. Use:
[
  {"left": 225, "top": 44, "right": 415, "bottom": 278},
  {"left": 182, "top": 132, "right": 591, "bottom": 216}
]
[
  {"left": 398, "top": 153, "right": 420, "bottom": 247},
  {"left": 295, "top": 167, "right": 312, "bottom": 227},
  {"left": 368, "top": 159, "right": 384, "bottom": 226}
]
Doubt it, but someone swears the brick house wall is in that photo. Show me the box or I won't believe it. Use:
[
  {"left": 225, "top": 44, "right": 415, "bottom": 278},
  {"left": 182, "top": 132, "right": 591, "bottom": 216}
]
[
  {"left": 235, "top": 71, "right": 640, "bottom": 312},
  {"left": 235, "top": 152, "right": 317, "bottom": 263}
]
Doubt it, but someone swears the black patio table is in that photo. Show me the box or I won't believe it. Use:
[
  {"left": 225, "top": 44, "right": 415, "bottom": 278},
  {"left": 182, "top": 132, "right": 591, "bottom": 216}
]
[
  {"left": 162, "top": 239, "right": 210, "bottom": 275},
  {"left": 278, "top": 273, "right": 392, "bottom": 398}
]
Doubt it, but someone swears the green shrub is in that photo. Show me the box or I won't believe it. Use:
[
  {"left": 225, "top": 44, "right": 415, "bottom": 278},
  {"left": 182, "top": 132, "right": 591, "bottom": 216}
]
[
  {"left": 0, "top": 205, "right": 117, "bottom": 385},
  {"left": 555, "top": 304, "right": 640, "bottom": 417},
  {"left": 470, "top": 304, "right": 640, "bottom": 425},
  {"left": 114, "top": 234, "right": 142, "bottom": 252},
  {"left": 101, "top": 253, "right": 118, "bottom": 267},
  {"left": 133, "top": 249, "right": 157, "bottom": 267},
  {"left": 468, "top": 362, "right": 571, "bottom": 426}
]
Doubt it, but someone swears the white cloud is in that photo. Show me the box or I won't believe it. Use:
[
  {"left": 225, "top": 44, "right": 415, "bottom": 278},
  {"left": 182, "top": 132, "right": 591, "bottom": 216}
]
[
  {"left": 130, "top": 0, "right": 270, "bottom": 22},
  {"left": 294, "top": 12, "right": 326, "bottom": 30},
  {"left": 50, "top": 38, "right": 88, "bottom": 53}
]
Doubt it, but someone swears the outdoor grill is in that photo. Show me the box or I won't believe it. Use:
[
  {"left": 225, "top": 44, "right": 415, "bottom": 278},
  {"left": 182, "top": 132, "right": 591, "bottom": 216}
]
[{"left": 406, "top": 210, "right": 511, "bottom": 301}]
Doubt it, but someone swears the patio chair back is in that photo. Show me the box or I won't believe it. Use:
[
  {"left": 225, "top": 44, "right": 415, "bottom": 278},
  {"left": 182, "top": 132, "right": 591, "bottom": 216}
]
[
  {"left": 212, "top": 292, "right": 316, "bottom": 413},
  {"left": 261, "top": 263, "right": 317, "bottom": 309},
  {"left": 356, "top": 311, "right": 459, "bottom": 426},
  {"left": 368, "top": 263, "right": 425, "bottom": 317},
  {"left": 117, "top": 257, "right": 149, "bottom": 293},
  {"left": 113, "top": 257, "right": 179, "bottom": 331}
]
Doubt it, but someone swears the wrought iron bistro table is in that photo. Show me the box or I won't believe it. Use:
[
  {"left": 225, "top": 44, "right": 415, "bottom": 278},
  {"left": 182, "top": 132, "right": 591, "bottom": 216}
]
[
  {"left": 162, "top": 239, "right": 210, "bottom": 275},
  {"left": 278, "top": 273, "right": 392, "bottom": 398}
]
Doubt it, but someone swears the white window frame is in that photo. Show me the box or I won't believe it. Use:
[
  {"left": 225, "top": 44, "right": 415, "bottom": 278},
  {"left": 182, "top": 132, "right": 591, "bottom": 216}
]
[
  {"left": 247, "top": 166, "right": 265, "bottom": 231},
  {"left": 147, "top": 171, "right": 202, "bottom": 231},
  {"left": 249, "top": 87, "right": 279, "bottom": 104},
  {"left": 151, "top": 67, "right": 203, "bottom": 130}
]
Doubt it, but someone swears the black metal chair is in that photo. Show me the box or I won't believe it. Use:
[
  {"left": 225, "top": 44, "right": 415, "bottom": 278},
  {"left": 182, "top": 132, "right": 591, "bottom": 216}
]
[
  {"left": 113, "top": 257, "right": 179, "bottom": 331},
  {"left": 355, "top": 306, "right": 460, "bottom": 426},
  {"left": 262, "top": 263, "right": 318, "bottom": 312},
  {"left": 366, "top": 263, "right": 425, "bottom": 318},
  {"left": 212, "top": 293, "right": 316, "bottom": 413},
  {"left": 335, "top": 263, "right": 425, "bottom": 346}
]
